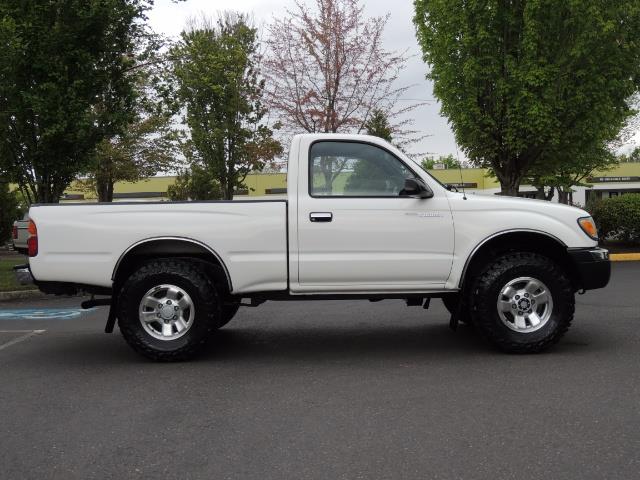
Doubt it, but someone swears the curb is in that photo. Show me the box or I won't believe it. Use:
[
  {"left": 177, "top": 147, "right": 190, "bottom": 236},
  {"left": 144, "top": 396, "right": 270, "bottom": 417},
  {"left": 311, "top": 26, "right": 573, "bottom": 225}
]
[
  {"left": 0, "top": 290, "right": 46, "bottom": 303},
  {"left": 610, "top": 253, "right": 640, "bottom": 262}
]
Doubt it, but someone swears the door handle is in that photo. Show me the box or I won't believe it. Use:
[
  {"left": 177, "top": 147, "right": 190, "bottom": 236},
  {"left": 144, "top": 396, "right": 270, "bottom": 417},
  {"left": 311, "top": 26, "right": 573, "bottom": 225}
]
[{"left": 309, "top": 212, "right": 333, "bottom": 222}]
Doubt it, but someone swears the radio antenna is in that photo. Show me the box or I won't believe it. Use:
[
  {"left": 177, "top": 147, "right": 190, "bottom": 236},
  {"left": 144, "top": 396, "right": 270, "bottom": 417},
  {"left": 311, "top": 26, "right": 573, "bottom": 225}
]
[{"left": 455, "top": 143, "right": 467, "bottom": 200}]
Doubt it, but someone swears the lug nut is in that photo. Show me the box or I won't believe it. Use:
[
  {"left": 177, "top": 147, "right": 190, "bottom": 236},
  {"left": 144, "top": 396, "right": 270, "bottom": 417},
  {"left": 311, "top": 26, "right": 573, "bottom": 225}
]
[
  {"left": 172, "top": 315, "right": 177, "bottom": 320},
  {"left": 512, "top": 304, "right": 517, "bottom": 309},
  {"left": 515, "top": 295, "right": 520, "bottom": 300},
  {"left": 167, "top": 300, "right": 172, "bottom": 305},
  {"left": 531, "top": 299, "right": 535, "bottom": 305},
  {"left": 518, "top": 311, "right": 523, "bottom": 315},
  {"left": 528, "top": 309, "right": 532, "bottom": 314},
  {"left": 174, "top": 306, "right": 179, "bottom": 311},
  {"left": 524, "top": 293, "right": 529, "bottom": 298}
]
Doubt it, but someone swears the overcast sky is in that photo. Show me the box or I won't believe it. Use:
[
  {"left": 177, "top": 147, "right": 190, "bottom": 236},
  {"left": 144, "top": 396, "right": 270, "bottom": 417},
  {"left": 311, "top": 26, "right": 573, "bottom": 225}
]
[
  {"left": 148, "top": 0, "right": 639, "bottom": 158},
  {"left": 148, "top": 0, "right": 458, "bottom": 158}
]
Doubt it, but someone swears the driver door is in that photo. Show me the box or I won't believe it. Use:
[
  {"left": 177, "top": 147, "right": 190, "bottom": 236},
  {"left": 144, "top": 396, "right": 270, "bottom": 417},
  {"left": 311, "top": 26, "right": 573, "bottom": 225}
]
[{"left": 295, "top": 140, "right": 454, "bottom": 292}]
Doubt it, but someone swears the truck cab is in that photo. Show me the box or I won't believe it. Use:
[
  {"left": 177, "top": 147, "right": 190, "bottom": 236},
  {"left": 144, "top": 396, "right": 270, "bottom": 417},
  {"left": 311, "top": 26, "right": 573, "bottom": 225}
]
[{"left": 288, "top": 136, "right": 454, "bottom": 292}]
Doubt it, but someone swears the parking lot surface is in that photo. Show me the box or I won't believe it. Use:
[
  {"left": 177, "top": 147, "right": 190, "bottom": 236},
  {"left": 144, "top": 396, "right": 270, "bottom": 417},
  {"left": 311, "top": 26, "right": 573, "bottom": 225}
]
[{"left": 0, "top": 263, "right": 638, "bottom": 479}]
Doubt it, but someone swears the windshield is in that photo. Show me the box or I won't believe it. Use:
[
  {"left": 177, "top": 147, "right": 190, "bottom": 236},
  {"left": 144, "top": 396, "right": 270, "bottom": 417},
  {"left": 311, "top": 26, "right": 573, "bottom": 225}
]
[{"left": 407, "top": 157, "right": 449, "bottom": 189}]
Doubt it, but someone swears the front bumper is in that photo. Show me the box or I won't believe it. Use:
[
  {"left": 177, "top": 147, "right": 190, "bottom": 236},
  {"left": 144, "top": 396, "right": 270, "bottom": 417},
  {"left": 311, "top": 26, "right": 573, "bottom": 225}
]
[
  {"left": 567, "top": 247, "right": 611, "bottom": 291},
  {"left": 13, "top": 264, "right": 34, "bottom": 286}
]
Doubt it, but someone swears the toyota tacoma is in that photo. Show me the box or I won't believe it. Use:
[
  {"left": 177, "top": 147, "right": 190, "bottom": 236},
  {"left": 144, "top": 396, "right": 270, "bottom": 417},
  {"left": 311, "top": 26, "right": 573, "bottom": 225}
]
[{"left": 15, "top": 134, "right": 610, "bottom": 361}]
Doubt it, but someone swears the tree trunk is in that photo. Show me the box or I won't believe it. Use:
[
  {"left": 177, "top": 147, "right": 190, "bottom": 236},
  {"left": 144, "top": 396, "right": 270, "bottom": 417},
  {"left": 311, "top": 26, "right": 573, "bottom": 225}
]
[
  {"left": 557, "top": 189, "right": 571, "bottom": 205},
  {"left": 223, "top": 178, "right": 234, "bottom": 200},
  {"left": 97, "top": 177, "right": 114, "bottom": 202},
  {"left": 499, "top": 179, "right": 520, "bottom": 197},
  {"left": 496, "top": 166, "right": 522, "bottom": 197},
  {"left": 545, "top": 186, "right": 555, "bottom": 201},
  {"left": 36, "top": 180, "right": 60, "bottom": 204}
]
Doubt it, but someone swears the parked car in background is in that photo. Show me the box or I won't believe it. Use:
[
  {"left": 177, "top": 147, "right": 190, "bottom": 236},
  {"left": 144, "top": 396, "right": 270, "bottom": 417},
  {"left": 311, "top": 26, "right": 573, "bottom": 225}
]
[{"left": 11, "top": 213, "right": 29, "bottom": 255}]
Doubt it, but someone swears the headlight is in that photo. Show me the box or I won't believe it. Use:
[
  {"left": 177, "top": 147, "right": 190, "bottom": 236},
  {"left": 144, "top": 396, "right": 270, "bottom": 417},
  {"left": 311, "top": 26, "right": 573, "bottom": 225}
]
[{"left": 577, "top": 216, "right": 598, "bottom": 240}]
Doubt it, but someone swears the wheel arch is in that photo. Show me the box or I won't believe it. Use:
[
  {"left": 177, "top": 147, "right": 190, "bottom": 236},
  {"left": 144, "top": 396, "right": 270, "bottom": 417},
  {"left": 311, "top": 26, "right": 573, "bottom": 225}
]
[
  {"left": 112, "top": 237, "right": 232, "bottom": 293},
  {"left": 459, "top": 230, "right": 580, "bottom": 290}
]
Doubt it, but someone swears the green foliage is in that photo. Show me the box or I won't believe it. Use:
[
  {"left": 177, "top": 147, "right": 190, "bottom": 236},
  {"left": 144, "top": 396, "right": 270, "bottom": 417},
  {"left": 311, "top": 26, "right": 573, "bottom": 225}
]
[
  {"left": 421, "top": 154, "right": 459, "bottom": 170},
  {"left": 82, "top": 58, "right": 180, "bottom": 202},
  {"left": 0, "top": 183, "right": 23, "bottom": 243},
  {"left": 364, "top": 109, "right": 393, "bottom": 142},
  {"left": 528, "top": 145, "right": 619, "bottom": 203},
  {"left": 414, "top": 0, "right": 640, "bottom": 196},
  {"left": 618, "top": 147, "right": 640, "bottom": 163},
  {"left": 167, "top": 166, "right": 222, "bottom": 201},
  {"left": 590, "top": 194, "right": 640, "bottom": 244},
  {"left": 171, "top": 13, "right": 282, "bottom": 200},
  {"left": 82, "top": 24, "right": 180, "bottom": 202},
  {"left": 0, "top": 0, "right": 160, "bottom": 203},
  {"left": 344, "top": 161, "right": 393, "bottom": 195},
  {"left": 343, "top": 152, "right": 408, "bottom": 195},
  {"left": 85, "top": 112, "right": 178, "bottom": 202},
  {"left": 0, "top": 259, "right": 35, "bottom": 292}
]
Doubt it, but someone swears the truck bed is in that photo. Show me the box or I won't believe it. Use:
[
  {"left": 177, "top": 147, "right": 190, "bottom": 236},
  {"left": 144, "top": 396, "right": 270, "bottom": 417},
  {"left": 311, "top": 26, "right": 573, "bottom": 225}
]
[{"left": 28, "top": 200, "right": 288, "bottom": 294}]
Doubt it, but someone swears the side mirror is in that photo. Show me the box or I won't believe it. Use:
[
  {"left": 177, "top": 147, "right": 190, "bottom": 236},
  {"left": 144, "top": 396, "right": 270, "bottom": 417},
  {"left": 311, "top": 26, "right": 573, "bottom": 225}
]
[{"left": 403, "top": 178, "right": 433, "bottom": 199}]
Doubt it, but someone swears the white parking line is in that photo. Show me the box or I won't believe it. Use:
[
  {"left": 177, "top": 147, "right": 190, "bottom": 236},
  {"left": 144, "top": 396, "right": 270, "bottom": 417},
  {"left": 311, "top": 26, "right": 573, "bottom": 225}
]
[{"left": 0, "top": 330, "right": 46, "bottom": 351}]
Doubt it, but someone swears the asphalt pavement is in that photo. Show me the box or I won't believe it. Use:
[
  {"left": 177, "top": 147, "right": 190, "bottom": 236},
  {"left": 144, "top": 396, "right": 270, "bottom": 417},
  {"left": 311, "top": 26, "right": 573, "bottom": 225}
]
[{"left": 0, "top": 263, "right": 638, "bottom": 480}]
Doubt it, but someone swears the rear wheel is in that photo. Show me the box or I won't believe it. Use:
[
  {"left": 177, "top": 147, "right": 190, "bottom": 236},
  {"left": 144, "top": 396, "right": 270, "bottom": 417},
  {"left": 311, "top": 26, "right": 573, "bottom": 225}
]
[
  {"left": 117, "top": 259, "right": 220, "bottom": 361},
  {"left": 468, "top": 252, "right": 574, "bottom": 353}
]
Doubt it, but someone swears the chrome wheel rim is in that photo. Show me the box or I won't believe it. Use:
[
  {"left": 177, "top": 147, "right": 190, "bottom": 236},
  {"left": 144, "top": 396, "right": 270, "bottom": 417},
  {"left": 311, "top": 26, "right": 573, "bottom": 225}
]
[
  {"left": 138, "top": 284, "right": 195, "bottom": 341},
  {"left": 496, "top": 277, "right": 553, "bottom": 333}
]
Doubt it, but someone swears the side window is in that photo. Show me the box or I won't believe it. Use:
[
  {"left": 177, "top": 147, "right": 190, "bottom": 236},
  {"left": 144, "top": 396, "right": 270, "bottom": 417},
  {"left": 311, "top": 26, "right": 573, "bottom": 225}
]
[{"left": 309, "top": 141, "right": 416, "bottom": 197}]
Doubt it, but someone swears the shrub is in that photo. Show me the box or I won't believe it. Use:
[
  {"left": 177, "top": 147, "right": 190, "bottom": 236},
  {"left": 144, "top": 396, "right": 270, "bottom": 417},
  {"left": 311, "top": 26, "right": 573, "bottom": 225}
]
[
  {"left": 589, "top": 194, "right": 640, "bottom": 244},
  {"left": 0, "top": 184, "right": 23, "bottom": 244}
]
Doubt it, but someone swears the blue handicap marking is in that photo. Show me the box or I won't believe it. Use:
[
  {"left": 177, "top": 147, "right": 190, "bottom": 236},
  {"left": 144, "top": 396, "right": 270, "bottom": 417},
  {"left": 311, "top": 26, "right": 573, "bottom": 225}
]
[{"left": 0, "top": 308, "right": 96, "bottom": 320}]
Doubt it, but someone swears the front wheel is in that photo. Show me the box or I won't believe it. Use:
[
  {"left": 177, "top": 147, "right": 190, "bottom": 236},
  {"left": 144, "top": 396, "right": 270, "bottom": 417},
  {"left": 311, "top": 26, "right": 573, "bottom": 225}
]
[
  {"left": 468, "top": 252, "right": 574, "bottom": 353},
  {"left": 117, "top": 259, "right": 221, "bottom": 361}
]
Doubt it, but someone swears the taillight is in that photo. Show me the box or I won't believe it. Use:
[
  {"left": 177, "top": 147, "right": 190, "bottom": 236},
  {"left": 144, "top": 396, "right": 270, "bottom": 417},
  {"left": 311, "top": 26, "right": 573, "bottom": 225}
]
[
  {"left": 27, "top": 220, "right": 38, "bottom": 257},
  {"left": 12, "top": 224, "right": 18, "bottom": 239}
]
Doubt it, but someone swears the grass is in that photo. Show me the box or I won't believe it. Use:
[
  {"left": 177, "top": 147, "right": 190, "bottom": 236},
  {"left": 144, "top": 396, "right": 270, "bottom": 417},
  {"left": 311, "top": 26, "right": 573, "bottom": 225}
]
[{"left": 0, "top": 258, "right": 36, "bottom": 292}]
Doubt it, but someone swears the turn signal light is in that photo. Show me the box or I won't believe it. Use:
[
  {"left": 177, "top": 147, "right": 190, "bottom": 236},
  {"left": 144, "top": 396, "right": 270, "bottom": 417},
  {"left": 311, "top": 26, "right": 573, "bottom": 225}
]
[
  {"left": 27, "top": 219, "right": 38, "bottom": 257},
  {"left": 578, "top": 217, "right": 598, "bottom": 240}
]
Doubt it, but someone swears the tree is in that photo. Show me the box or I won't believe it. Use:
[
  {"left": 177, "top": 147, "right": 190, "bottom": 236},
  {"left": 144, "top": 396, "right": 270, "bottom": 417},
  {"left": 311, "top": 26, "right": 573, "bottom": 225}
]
[
  {"left": 82, "top": 67, "right": 180, "bottom": 202},
  {"left": 364, "top": 109, "right": 393, "bottom": 142},
  {"left": 346, "top": 111, "right": 394, "bottom": 194},
  {"left": 87, "top": 114, "right": 177, "bottom": 203},
  {"left": 529, "top": 146, "right": 618, "bottom": 204},
  {"left": 171, "top": 14, "right": 282, "bottom": 200},
  {"left": 167, "top": 164, "right": 222, "bottom": 201},
  {"left": 421, "top": 154, "right": 459, "bottom": 170},
  {"left": 265, "top": 0, "right": 421, "bottom": 138},
  {"left": 414, "top": 0, "right": 640, "bottom": 196},
  {"left": 619, "top": 147, "right": 640, "bottom": 163},
  {"left": 0, "top": 1, "right": 167, "bottom": 204},
  {"left": 0, "top": 181, "right": 23, "bottom": 243}
]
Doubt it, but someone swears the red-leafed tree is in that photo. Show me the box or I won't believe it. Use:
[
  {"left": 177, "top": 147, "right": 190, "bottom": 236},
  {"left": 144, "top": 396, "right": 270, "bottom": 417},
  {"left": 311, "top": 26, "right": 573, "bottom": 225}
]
[{"left": 264, "top": 0, "right": 422, "bottom": 148}]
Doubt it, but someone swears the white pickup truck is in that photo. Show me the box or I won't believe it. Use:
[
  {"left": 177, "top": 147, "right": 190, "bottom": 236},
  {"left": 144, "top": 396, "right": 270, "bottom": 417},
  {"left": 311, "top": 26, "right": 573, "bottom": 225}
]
[{"left": 16, "top": 134, "right": 610, "bottom": 361}]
